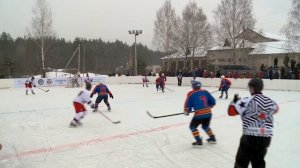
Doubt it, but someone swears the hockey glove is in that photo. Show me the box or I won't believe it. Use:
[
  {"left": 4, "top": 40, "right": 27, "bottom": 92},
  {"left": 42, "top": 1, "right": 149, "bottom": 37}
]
[
  {"left": 90, "top": 93, "right": 93, "bottom": 98},
  {"left": 219, "top": 88, "right": 221, "bottom": 91},
  {"left": 109, "top": 94, "right": 113, "bottom": 99},
  {"left": 233, "top": 94, "right": 241, "bottom": 103},
  {"left": 33, "top": 85, "right": 36, "bottom": 87}
]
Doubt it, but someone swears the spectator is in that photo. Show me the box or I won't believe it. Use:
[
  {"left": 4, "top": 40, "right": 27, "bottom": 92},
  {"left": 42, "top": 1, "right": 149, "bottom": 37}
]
[
  {"left": 274, "top": 57, "right": 278, "bottom": 68},
  {"left": 268, "top": 67, "right": 273, "bottom": 80}
]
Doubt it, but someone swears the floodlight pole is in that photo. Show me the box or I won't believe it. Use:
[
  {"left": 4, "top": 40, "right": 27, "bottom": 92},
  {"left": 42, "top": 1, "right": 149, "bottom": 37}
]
[{"left": 129, "top": 30, "right": 142, "bottom": 76}]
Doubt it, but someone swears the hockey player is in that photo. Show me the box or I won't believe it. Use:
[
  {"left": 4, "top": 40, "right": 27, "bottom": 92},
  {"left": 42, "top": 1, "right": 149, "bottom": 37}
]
[
  {"left": 219, "top": 75, "right": 231, "bottom": 99},
  {"left": 177, "top": 73, "right": 183, "bottom": 86},
  {"left": 84, "top": 73, "right": 93, "bottom": 85},
  {"left": 228, "top": 78, "right": 279, "bottom": 168},
  {"left": 184, "top": 80, "right": 217, "bottom": 146},
  {"left": 142, "top": 74, "right": 149, "bottom": 87},
  {"left": 155, "top": 75, "right": 165, "bottom": 92},
  {"left": 90, "top": 80, "right": 114, "bottom": 111},
  {"left": 25, "top": 76, "right": 36, "bottom": 95},
  {"left": 70, "top": 83, "right": 95, "bottom": 127}
]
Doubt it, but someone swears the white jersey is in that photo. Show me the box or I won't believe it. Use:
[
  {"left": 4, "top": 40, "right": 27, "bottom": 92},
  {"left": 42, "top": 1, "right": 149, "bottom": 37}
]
[
  {"left": 232, "top": 94, "right": 279, "bottom": 137},
  {"left": 25, "top": 77, "right": 35, "bottom": 85},
  {"left": 142, "top": 76, "right": 149, "bottom": 82},
  {"left": 85, "top": 77, "right": 92, "bottom": 83},
  {"left": 73, "top": 90, "right": 92, "bottom": 105}
]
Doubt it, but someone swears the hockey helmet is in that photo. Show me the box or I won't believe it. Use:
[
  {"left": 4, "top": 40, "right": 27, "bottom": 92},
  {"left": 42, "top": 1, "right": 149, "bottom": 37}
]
[
  {"left": 248, "top": 78, "right": 263, "bottom": 93},
  {"left": 221, "top": 75, "right": 225, "bottom": 79},
  {"left": 191, "top": 80, "right": 201, "bottom": 89}
]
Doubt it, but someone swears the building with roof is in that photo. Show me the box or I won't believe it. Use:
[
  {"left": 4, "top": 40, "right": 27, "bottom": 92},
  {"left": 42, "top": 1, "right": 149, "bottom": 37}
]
[{"left": 161, "top": 28, "right": 300, "bottom": 74}]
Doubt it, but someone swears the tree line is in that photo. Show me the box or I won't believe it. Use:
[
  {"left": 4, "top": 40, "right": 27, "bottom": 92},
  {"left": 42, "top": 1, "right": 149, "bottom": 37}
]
[{"left": 0, "top": 32, "right": 162, "bottom": 78}]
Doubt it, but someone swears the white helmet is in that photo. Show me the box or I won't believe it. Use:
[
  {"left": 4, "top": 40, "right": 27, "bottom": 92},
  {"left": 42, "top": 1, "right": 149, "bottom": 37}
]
[{"left": 221, "top": 75, "right": 225, "bottom": 78}]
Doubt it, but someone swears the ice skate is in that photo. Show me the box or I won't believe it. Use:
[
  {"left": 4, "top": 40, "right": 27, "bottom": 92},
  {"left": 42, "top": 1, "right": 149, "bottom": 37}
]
[
  {"left": 31, "top": 90, "right": 35, "bottom": 95},
  {"left": 207, "top": 135, "right": 217, "bottom": 144},
  {"left": 192, "top": 139, "right": 203, "bottom": 146},
  {"left": 108, "top": 106, "right": 111, "bottom": 111},
  {"left": 69, "top": 122, "right": 77, "bottom": 127},
  {"left": 75, "top": 120, "right": 82, "bottom": 125}
]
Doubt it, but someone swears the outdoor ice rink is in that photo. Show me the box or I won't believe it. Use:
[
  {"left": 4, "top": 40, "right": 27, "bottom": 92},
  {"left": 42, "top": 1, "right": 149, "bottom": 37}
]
[{"left": 1, "top": 83, "right": 300, "bottom": 168}]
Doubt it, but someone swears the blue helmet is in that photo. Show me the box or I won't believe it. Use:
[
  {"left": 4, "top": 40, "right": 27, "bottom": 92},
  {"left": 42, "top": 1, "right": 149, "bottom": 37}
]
[{"left": 191, "top": 80, "right": 201, "bottom": 89}]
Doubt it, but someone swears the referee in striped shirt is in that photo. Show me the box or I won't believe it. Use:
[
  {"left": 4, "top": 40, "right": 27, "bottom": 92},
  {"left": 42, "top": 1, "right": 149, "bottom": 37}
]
[{"left": 228, "top": 78, "right": 279, "bottom": 168}]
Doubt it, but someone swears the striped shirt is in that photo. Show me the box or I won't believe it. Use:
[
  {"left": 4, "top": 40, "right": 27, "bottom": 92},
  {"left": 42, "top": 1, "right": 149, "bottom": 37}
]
[{"left": 230, "top": 93, "right": 279, "bottom": 137}]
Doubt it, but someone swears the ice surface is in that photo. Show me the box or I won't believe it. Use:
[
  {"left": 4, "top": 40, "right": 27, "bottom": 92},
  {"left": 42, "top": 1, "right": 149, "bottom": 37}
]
[{"left": 0, "top": 84, "right": 300, "bottom": 168}]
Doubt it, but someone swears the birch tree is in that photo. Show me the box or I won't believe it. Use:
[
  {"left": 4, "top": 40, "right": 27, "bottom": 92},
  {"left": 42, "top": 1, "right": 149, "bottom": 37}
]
[
  {"left": 30, "top": 0, "right": 54, "bottom": 77},
  {"left": 213, "top": 0, "right": 255, "bottom": 64},
  {"left": 282, "top": 0, "right": 300, "bottom": 51},
  {"left": 152, "top": 0, "right": 178, "bottom": 53},
  {"left": 175, "top": 2, "right": 211, "bottom": 70}
]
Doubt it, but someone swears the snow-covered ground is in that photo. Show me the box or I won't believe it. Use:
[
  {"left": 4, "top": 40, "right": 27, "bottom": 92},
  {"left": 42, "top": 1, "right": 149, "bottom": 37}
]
[{"left": 0, "top": 84, "right": 299, "bottom": 168}]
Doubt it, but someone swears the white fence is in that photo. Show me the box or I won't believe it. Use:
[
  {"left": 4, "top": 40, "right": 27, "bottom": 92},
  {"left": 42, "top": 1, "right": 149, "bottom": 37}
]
[{"left": 1, "top": 76, "right": 300, "bottom": 91}]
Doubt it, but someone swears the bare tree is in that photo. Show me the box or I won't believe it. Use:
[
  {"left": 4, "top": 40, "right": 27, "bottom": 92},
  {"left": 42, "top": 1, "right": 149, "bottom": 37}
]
[
  {"left": 174, "top": 2, "right": 211, "bottom": 70},
  {"left": 213, "top": 0, "right": 255, "bottom": 64},
  {"left": 282, "top": 0, "right": 300, "bottom": 51},
  {"left": 152, "top": 0, "right": 178, "bottom": 53},
  {"left": 29, "top": 0, "right": 54, "bottom": 77}
]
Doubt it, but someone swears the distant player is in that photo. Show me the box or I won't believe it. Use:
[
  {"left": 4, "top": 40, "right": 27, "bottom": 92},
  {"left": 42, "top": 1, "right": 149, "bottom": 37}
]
[
  {"left": 25, "top": 76, "right": 36, "bottom": 95},
  {"left": 184, "top": 80, "right": 217, "bottom": 146},
  {"left": 142, "top": 74, "right": 149, "bottom": 87},
  {"left": 177, "top": 73, "right": 183, "bottom": 86},
  {"left": 90, "top": 80, "right": 114, "bottom": 112},
  {"left": 155, "top": 75, "right": 165, "bottom": 92},
  {"left": 84, "top": 73, "right": 93, "bottom": 85},
  {"left": 228, "top": 78, "right": 279, "bottom": 168},
  {"left": 219, "top": 75, "right": 231, "bottom": 99},
  {"left": 70, "top": 83, "right": 95, "bottom": 127}
]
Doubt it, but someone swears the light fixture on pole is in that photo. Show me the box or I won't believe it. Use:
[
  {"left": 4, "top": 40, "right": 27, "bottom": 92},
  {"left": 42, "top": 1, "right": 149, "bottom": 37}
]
[{"left": 128, "top": 30, "right": 142, "bottom": 76}]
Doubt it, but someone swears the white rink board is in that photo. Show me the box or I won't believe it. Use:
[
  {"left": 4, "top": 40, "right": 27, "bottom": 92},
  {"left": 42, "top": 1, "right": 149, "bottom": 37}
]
[
  {"left": 2, "top": 76, "right": 300, "bottom": 91},
  {"left": 0, "top": 84, "right": 300, "bottom": 168}
]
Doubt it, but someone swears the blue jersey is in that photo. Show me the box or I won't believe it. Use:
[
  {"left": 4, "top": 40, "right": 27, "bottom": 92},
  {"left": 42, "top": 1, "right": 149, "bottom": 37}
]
[
  {"left": 91, "top": 84, "right": 112, "bottom": 96},
  {"left": 184, "top": 89, "right": 216, "bottom": 118}
]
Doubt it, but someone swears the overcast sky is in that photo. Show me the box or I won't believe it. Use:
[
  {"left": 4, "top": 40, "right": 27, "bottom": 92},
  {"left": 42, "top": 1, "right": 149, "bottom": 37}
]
[{"left": 0, "top": 0, "right": 292, "bottom": 49}]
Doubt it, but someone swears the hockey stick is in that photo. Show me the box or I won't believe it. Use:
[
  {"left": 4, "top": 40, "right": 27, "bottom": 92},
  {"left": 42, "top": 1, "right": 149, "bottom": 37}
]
[
  {"left": 210, "top": 90, "right": 219, "bottom": 94},
  {"left": 146, "top": 110, "right": 195, "bottom": 119},
  {"left": 36, "top": 87, "right": 49, "bottom": 92},
  {"left": 97, "top": 111, "right": 121, "bottom": 124},
  {"left": 164, "top": 87, "right": 175, "bottom": 92}
]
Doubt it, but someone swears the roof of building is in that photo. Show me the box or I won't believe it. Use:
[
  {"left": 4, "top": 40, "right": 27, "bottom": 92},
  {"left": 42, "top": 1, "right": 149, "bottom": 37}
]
[
  {"left": 161, "top": 28, "right": 299, "bottom": 59},
  {"left": 236, "top": 28, "right": 279, "bottom": 43},
  {"left": 161, "top": 48, "right": 207, "bottom": 60},
  {"left": 249, "top": 41, "right": 300, "bottom": 55}
]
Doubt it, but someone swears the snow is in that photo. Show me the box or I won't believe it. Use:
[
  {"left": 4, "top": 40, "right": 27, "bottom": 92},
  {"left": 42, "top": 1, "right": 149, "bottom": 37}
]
[
  {"left": 161, "top": 49, "right": 206, "bottom": 60},
  {"left": 249, "top": 40, "right": 300, "bottom": 55},
  {"left": 1, "top": 84, "right": 300, "bottom": 168}
]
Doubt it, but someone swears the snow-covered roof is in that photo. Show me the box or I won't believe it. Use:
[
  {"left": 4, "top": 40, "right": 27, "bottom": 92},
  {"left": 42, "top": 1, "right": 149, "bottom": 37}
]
[
  {"left": 249, "top": 40, "right": 300, "bottom": 55},
  {"left": 161, "top": 49, "right": 207, "bottom": 60}
]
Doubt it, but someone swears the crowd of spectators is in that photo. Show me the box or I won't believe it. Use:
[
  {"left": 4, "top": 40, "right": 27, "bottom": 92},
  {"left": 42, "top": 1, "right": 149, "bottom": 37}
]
[{"left": 160, "top": 63, "right": 300, "bottom": 80}]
